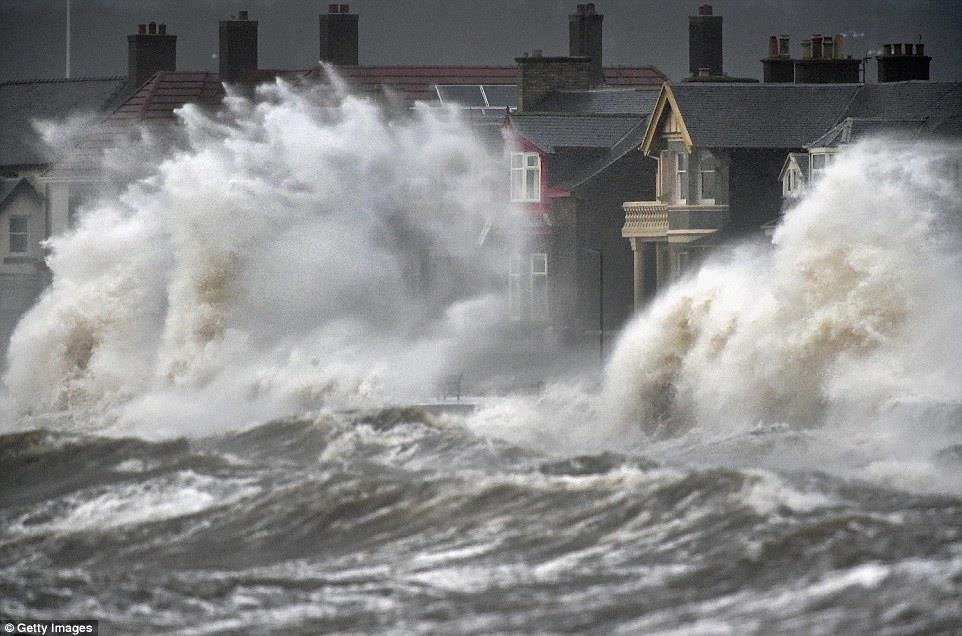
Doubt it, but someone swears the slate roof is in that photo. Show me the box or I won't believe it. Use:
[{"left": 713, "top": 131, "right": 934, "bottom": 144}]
[
  {"left": 564, "top": 116, "right": 652, "bottom": 190},
  {"left": 667, "top": 81, "right": 962, "bottom": 151},
  {"left": 0, "top": 77, "right": 127, "bottom": 167},
  {"left": 807, "top": 117, "right": 926, "bottom": 148},
  {"left": 843, "top": 82, "right": 962, "bottom": 127},
  {"left": 535, "top": 87, "right": 661, "bottom": 115},
  {"left": 507, "top": 113, "right": 643, "bottom": 153},
  {"left": 668, "top": 83, "right": 860, "bottom": 148},
  {"left": 0, "top": 177, "right": 41, "bottom": 210}
]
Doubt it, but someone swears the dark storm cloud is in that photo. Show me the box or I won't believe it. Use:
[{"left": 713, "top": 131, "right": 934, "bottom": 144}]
[{"left": 1, "top": 0, "right": 960, "bottom": 82}]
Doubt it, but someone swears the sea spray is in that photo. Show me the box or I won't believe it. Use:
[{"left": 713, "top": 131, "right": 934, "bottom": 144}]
[
  {"left": 2, "top": 75, "right": 518, "bottom": 430},
  {"left": 604, "top": 139, "right": 962, "bottom": 433}
]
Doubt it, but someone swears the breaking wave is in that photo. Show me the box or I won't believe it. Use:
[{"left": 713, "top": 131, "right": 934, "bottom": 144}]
[{"left": 2, "top": 75, "right": 515, "bottom": 431}]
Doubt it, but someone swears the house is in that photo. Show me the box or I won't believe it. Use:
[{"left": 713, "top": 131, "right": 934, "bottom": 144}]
[
  {"left": 0, "top": 76, "right": 129, "bottom": 356},
  {"left": 624, "top": 80, "right": 962, "bottom": 299},
  {"left": 499, "top": 3, "right": 667, "bottom": 352}
]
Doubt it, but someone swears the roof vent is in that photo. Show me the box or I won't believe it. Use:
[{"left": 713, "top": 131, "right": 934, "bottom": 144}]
[{"left": 698, "top": 4, "right": 713, "bottom": 16}]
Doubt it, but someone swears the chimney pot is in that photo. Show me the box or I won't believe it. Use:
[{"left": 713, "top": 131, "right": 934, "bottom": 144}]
[
  {"left": 239, "top": 10, "right": 248, "bottom": 20},
  {"left": 916, "top": 42, "right": 924, "bottom": 56},
  {"left": 148, "top": 22, "right": 157, "bottom": 34},
  {"left": 779, "top": 34, "right": 790, "bottom": 56},
  {"left": 158, "top": 23, "right": 166, "bottom": 35},
  {"left": 768, "top": 35, "right": 778, "bottom": 59},
  {"left": 577, "top": 3, "right": 586, "bottom": 13},
  {"left": 904, "top": 42, "right": 913, "bottom": 55},
  {"left": 328, "top": 4, "right": 338, "bottom": 13},
  {"left": 339, "top": 4, "right": 349, "bottom": 12},
  {"left": 698, "top": 4, "right": 712, "bottom": 16},
  {"left": 585, "top": 2, "right": 595, "bottom": 13},
  {"left": 894, "top": 43, "right": 903, "bottom": 55},
  {"left": 138, "top": 24, "right": 147, "bottom": 34}
]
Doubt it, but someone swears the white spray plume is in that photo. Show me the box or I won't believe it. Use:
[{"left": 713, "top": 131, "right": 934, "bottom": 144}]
[
  {"left": 604, "top": 139, "right": 962, "bottom": 432},
  {"left": 3, "top": 75, "right": 518, "bottom": 432}
]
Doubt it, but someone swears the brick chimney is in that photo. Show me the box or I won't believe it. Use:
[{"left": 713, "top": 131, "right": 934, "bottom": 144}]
[
  {"left": 569, "top": 3, "right": 604, "bottom": 86},
  {"left": 319, "top": 3, "right": 359, "bottom": 66},
  {"left": 219, "top": 10, "right": 258, "bottom": 82},
  {"left": 689, "top": 4, "right": 722, "bottom": 77},
  {"left": 127, "top": 21, "right": 176, "bottom": 91},
  {"left": 515, "top": 52, "right": 592, "bottom": 111}
]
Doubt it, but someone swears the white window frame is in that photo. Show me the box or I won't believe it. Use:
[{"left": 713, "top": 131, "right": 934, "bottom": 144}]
[
  {"left": 675, "top": 151, "right": 689, "bottom": 204},
  {"left": 8, "top": 215, "right": 28, "bottom": 253},
  {"left": 698, "top": 150, "right": 716, "bottom": 204},
  {"left": 810, "top": 151, "right": 836, "bottom": 181},
  {"left": 510, "top": 151, "right": 541, "bottom": 202},
  {"left": 530, "top": 252, "right": 549, "bottom": 321}
]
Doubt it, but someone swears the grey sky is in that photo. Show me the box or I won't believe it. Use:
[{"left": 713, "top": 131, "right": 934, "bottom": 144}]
[{"left": 1, "top": 0, "right": 960, "bottom": 83}]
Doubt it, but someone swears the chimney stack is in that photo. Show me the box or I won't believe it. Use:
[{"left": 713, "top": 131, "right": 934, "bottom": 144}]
[
  {"left": 569, "top": 2, "right": 604, "bottom": 86},
  {"left": 689, "top": 4, "right": 723, "bottom": 77},
  {"left": 319, "top": 3, "right": 359, "bottom": 66},
  {"left": 219, "top": 10, "right": 258, "bottom": 82},
  {"left": 515, "top": 55, "right": 591, "bottom": 111},
  {"left": 876, "top": 39, "right": 931, "bottom": 82},
  {"left": 127, "top": 21, "right": 176, "bottom": 91}
]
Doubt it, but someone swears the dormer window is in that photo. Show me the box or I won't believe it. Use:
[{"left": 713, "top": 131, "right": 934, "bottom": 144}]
[
  {"left": 811, "top": 152, "right": 835, "bottom": 181},
  {"left": 511, "top": 152, "right": 541, "bottom": 202}
]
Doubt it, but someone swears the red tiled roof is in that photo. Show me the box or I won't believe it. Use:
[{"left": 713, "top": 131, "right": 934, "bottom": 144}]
[{"left": 108, "top": 65, "right": 667, "bottom": 122}]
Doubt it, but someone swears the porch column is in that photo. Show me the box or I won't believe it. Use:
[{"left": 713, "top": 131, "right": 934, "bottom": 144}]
[{"left": 631, "top": 238, "right": 645, "bottom": 310}]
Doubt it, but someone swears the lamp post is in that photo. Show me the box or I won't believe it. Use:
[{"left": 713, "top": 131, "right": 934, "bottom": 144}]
[{"left": 586, "top": 247, "right": 604, "bottom": 363}]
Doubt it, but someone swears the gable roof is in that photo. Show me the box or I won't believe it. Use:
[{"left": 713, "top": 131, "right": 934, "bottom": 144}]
[
  {"left": 666, "top": 83, "right": 860, "bottom": 149},
  {"left": 778, "top": 152, "right": 810, "bottom": 182},
  {"left": 507, "top": 113, "right": 643, "bottom": 153},
  {"left": 0, "top": 177, "right": 42, "bottom": 211},
  {"left": 0, "top": 77, "right": 127, "bottom": 167}
]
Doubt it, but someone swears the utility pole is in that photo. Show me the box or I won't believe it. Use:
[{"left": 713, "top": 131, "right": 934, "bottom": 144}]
[{"left": 65, "top": 0, "right": 71, "bottom": 78}]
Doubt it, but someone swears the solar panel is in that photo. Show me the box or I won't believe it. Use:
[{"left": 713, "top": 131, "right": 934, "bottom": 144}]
[
  {"left": 436, "top": 85, "right": 487, "bottom": 108},
  {"left": 481, "top": 85, "right": 517, "bottom": 108}
]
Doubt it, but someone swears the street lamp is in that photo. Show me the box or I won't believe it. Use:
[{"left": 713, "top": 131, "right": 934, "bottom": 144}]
[{"left": 586, "top": 247, "right": 604, "bottom": 363}]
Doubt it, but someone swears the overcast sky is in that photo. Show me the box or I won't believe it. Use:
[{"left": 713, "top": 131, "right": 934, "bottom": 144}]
[{"left": 1, "top": 0, "right": 960, "bottom": 83}]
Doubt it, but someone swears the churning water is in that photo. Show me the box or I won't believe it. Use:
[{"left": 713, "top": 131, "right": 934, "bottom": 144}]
[{"left": 1, "top": 78, "right": 961, "bottom": 634}]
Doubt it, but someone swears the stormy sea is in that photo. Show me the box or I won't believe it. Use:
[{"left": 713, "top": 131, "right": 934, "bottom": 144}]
[{"left": 1, "top": 77, "right": 961, "bottom": 634}]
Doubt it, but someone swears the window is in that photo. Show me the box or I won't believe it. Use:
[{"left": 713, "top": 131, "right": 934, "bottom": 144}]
[
  {"left": 698, "top": 151, "right": 717, "bottom": 203},
  {"left": 784, "top": 167, "right": 802, "bottom": 196},
  {"left": 530, "top": 253, "right": 549, "bottom": 321},
  {"left": 510, "top": 152, "right": 541, "bottom": 202},
  {"left": 506, "top": 252, "right": 549, "bottom": 322},
  {"left": 9, "top": 216, "right": 28, "bottom": 253},
  {"left": 675, "top": 152, "right": 689, "bottom": 203},
  {"left": 811, "top": 152, "right": 836, "bottom": 181},
  {"left": 508, "top": 253, "right": 523, "bottom": 320}
]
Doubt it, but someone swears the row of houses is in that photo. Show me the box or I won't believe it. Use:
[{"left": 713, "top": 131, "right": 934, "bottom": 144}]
[{"left": 1, "top": 2, "right": 960, "bottom": 366}]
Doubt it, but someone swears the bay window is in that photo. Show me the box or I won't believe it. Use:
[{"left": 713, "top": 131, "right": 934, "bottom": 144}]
[
  {"left": 698, "top": 151, "right": 717, "bottom": 203},
  {"left": 675, "top": 152, "right": 689, "bottom": 203}
]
